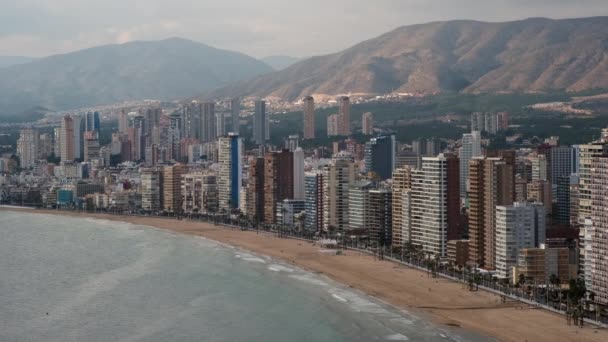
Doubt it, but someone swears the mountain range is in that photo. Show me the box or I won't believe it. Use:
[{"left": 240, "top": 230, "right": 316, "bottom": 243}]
[
  {"left": 0, "top": 38, "right": 272, "bottom": 115},
  {"left": 210, "top": 17, "right": 608, "bottom": 101},
  {"left": 261, "top": 55, "right": 303, "bottom": 70},
  {"left": 0, "top": 56, "right": 37, "bottom": 69}
]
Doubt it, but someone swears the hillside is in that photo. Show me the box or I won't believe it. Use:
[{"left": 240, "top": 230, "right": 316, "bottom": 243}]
[
  {"left": 261, "top": 55, "right": 303, "bottom": 70},
  {"left": 210, "top": 17, "right": 608, "bottom": 100},
  {"left": 0, "top": 38, "right": 272, "bottom": 115},
  {"left": 0, "top": 56, "right": 37, "bottom": 69}
]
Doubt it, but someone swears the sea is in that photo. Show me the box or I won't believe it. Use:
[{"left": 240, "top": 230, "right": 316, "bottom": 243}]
[{"left": 0, "top": 211, "right": 493, "bottom": 342}]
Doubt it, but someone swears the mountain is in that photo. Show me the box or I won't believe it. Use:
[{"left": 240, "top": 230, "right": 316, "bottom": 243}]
[
  {"left": 0, "top": 56, "right": 37, "bottom": 68},
  {"left": 0, "top": 38, "right": 272, "bottom": 115},
  {"left": 261, "top": 55, "right": 303, "bottom": 70},
  {"left": 210, "top": 17, "right": 608, "bottom": 101}
]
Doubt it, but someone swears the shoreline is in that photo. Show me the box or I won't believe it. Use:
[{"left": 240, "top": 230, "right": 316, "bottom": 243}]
[{"left": 3, "top": 208, "right": 606, "bottom": 342}]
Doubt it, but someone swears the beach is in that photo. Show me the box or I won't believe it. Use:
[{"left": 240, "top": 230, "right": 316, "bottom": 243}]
[{"left": 3, "top": 208, "right": 606, "bottom": 342}]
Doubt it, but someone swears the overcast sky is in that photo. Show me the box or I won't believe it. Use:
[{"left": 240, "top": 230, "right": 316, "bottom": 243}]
[{"left": 1, "top": 0, "right": 607, "bottom": 58}]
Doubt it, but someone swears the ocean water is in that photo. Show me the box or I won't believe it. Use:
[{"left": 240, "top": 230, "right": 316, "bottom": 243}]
[{"left": 0, "top": 211, "right": 492, "bottom": 342}]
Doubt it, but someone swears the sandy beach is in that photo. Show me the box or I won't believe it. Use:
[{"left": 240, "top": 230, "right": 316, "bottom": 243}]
[{"left": 3, "top": 208, "right": 606, "bottom": 342}]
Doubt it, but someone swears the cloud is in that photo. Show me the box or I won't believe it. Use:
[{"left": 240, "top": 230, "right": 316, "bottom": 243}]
[{"left": 0, "top": 0, "right": 607, "bottom": 58}]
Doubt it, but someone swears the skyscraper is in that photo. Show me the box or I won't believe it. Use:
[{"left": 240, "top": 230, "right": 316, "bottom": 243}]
[
  {"left": 246, "top": 157, "right": 265, "bottom": 223},
  {"left": 303, "top": 96, "right": 315, "bottom": 139},
  {"left": 72, "top": 115, "right": 84, "bottom": 160},
  {"left": 60, "top": 115, "right": 75, "bottom": 162},
  {"left": 16, "top": 128, "right": 39, "bottom": 169},
  {"left": 368, "top": 188, "right": 393, "bottom": 246},
  {"left": 218, "top": 133, "right": 243, "bottom": 211},
  {"left": 410, "top": 155, "right": 449, "bottom": 256},
  {"left": 590, "top": 153, "right": 608, "bottom": 304},
  {"left": 327, "top": 114, "right": 339, "bottom": 137},
  {"left": 85, "top": 111, "right": 101, "bottom": 133},
  {"left": 119, "top": 109, "right": 129, "bottom": 134},
  {"left": 304, "top": 171, "right": 325, "bottom": 232},
  {"left": 364, "top": 135, "right": 395, "bottom": 180},
  {"left": 459, "top": 131, "right": 482, "bottom": 197},
  {"left": 264, "top": 149, "right": 294, "bottom": 223},
  {"left": 162, "top": 164, "right": 186, "bottom": 213},
  {"left": 216, "top": 113, "right": 225, "bottom": 137},
  {"left": 338, "top": 96, "right": 351, "bottom": 136},
  {"left": 468, "top": 157, "right": 514, "bottom": 268},
  {"left": 293, "top": 147, "right": 305, "bottom": 200},
  {"left": 551, "top": 146, "right": 575, "bottom": 185},
  {"left": 495, "top": 202, "right": 546, "bottom": 279},
  {"left": 392, "top": 166, "right": 412, "bottom": 247},
  {"left": 362, "top": 112, "right": 373, "bottom": 135},
  {"left": 141, "top": 169, "right": 162, "bottom": 212},
  {"left": 231, "top": 98, "right": 240, "bottom": 135},
  {"left": 254, "top": 100, "right": 267, "bottom": 145},
  {"left": 324, "top": 152, "right": 355, "bottom": 231},
  {"left": 201, "top": 102, "right": 216, "bottom": 143}
]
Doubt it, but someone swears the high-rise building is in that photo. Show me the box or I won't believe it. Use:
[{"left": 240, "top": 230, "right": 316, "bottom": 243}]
[
  {"left": 368, "top": 188, "right": 393, "bottom": 246},
  {"left": 85, "top": 111, "right": 99, "bottom": 133},
  {"left": 216, "top": 113, "right": 225, "bottom": 137},
  {"left": 264, "top": 150, "right": 294, "bottom": 223},
  {"left": 181, "top": 172, "right": 218, "bottom": 214},
  {"left": 303, "top": 96, "right": 315, "bottom": 139},
  {"left": 348, "top": 180, "right": 375, "bottom": 232},
  {"left": 218, "top": 133, "right": 243, "bottom": 212},
  {"left": 119, "top": 109, "right": 129, "bottom": 134},
  {"left": 73, "top": 115, "right": 84, "bottom": 160},
  {"left": 468, "top": 157, "right": 514, "bottom": 268},
  {"left": 53, "top": 127, "right": 62, "bottom": 157},
  {"left": 459, "top": 131, "right": 482, "bottom": 197},
  {"left": 323, "top": 152, "right": 355, "bottom": 231},
  {"left": 338, "top": 96, "right": 351, "bottom": 136},
  {"left": 162, "top": 164, "right": 186, "bottom": 213},
  {"left": 589, "top": 153, "right": 608, "bottom": 304},
  {"left": 362, "top": 112, "right": 373, "bottom": 135},
  {"left": 530, "top": 154, "right": 548, "bottom": 181},
  {"left": 555, "top": 175, "right": 576, "bottom": 225},
  {"left": 551, "top": 146, "right": 575, "bottom": 185},
  {"left": 444, "top": 153, "right": 462, "bottom": 240},
  {"left": 327, "top": 114, "right": 339, "bottom": 137},
  {"left": 495, "top": 202, "right": 546, "bottom": 279},
  {"left": 527, "top": 180, "right": 552, "bottom": 215},
  {"left": 392, "top": 166, "right": 412, "bottom": 247},
  {"left": 585, "top": 154, "right": 608, "bottom": 304},
  {"left": 16, "top": 128, "right": 39, "bottom": 169},
  {"left": 253, "top": 100, "right": 267, "bottom": 145},
  {"left": 83, "top": 131, "right": 100, "bottom": 161},
  {"left": 60, "top": 115, "right": 75, "bottom": 162},
  {"left": 201, "top": 102, "right": 216, "bottom": 143},
  {"left": 230, "top": 98, "right": 240, "bottom": 135},
  {"left": 364, "top": 135, "right": 395, "bottom": 180},
  {"left": 410, "top": 155, "right": 449, "bottom": 256},
  {"left": 304, "top": 171, "right": 325, "bottom": 232},
  {"left": 246, "top": 157, "right": 265, "bottom": 223},
  {"left": 293, "top": 148, "right": 305, "bottom": 200},
  {"left": 141, "top": 169, "right": 162, "bottom": 212}
]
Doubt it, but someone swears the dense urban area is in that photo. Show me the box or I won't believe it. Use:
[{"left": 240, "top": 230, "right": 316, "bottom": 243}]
[{"left": 2, "top": 91, "right": 608, "bottom": 326}]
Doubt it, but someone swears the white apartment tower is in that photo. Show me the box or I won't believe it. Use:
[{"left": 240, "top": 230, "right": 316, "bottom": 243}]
[
  {"left": 410, "top": 154, "right": 449, "bottom": 257},
  {"left": 459, "top": 131, "right": 481, "bottom": 197}
]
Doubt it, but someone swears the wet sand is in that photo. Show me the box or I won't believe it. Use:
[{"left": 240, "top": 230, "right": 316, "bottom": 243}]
[{"left": 3, "top": 208, "right": 606, "bottom": 342}]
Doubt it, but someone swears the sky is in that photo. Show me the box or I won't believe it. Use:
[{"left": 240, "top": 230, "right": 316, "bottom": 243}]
[{"left": 1, "top": 0, "right": 607, "bottom": 58}]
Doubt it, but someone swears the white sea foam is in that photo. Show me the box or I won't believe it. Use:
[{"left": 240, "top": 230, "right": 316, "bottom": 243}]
[
  {"left": 267, "top": 264, "right": 294, "bottom": 273},
  {"left": 332, "top": 294, "right": 348, "bottom": 302},
  {"left": 385, "top": 333, "right": 410, "bottom": 341},
  {"left": 242, "top": 257, "right": 266, "bottom": 264},
  {"left": 288, "top": 274, "right": 329, "bottom": 287},
  {"left": 390, "top": 318, "right": 414, "bottom": 325}
]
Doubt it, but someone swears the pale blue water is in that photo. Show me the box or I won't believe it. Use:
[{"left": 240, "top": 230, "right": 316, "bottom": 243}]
[{"left": 0, "top": 211, "right": 492, "bottom": 341}]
